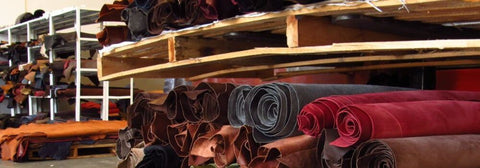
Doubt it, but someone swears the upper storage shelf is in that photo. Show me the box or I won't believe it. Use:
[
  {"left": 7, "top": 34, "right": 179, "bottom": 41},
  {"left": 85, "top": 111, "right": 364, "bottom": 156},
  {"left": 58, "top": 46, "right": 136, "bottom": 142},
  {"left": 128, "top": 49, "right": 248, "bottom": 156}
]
[
  {"left": 98, "top": 0, "right": 480, "bottom": 81},
  {"left": 0, "top": 8, "right": 99, "bottom": 37}
]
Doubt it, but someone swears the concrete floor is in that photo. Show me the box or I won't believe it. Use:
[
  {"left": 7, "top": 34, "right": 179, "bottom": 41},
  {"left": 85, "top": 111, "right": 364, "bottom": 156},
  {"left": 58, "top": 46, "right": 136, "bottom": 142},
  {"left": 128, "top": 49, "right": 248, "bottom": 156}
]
[{"left": 0, "top": 156, "right": 118, "bottom": 168}]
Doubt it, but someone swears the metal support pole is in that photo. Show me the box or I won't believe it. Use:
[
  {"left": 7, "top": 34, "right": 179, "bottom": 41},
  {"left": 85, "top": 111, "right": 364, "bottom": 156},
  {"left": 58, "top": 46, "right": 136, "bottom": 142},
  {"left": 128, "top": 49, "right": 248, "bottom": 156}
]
[{"left": 75, "top": 8, "right": 82, "bottom": 121}]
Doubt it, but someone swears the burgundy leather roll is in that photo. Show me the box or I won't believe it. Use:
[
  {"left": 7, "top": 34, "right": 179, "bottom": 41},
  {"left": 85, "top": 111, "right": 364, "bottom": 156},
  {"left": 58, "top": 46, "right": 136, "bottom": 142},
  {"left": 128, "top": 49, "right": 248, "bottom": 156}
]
[
  {"left": 147, "top": 1, "right": 182, "bottom": 35},
  {"left": 150, "top": 85, "right": 194, "bottom": 123},
  {"left": 332, "top": 100, "right": 480, "bottom": 147},
  {"left": 249, "top": 135, "right": 319, "bottom": 168},
  {"left": 97, "top": 4, "right": 128, "bottom": 22},
  {"left": 233, "top": 126, "right": 260, "bottom": 168},
  {"left": 180, "top": 0, "right": 215, "bottom": 25},
  {"left": 167, "top": 122, "right": 221, "bottom": 157},
  {"left": 150, "top": 112, "right": 172, "bottom": 145},
  {"left": 180, "top": 82, "right": 236, "bottom": 124},
  {"left": 190, "top": 125, "right": 240, "bottom": 167},
  {"left": 351, "top": 135, "right": 480, "bottom": 168},
  {"left": 96, "top": 26, "right": 131, "bottom": 46},
  {"left": 244, "top": 83, "right": 411, "bottom": 143},
  {"left": 298, "top": 90, "right": 480, "bottom": 136}
]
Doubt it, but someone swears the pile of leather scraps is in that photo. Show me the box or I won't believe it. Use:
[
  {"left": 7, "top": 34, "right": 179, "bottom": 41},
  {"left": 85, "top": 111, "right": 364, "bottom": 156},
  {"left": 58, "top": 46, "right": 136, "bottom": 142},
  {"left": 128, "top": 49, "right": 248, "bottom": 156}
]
[
  {"left": 38, "top": 32, "right": 98, "bottom": 59},
  {"left": 95, "top": 0, "right": 328, "bottom": 46},
  {"left": 0, "top": 120, "right": 127, "bottom": 161},
  {"left": 15, "top": 9, "right": 45, "bottom": 24}
]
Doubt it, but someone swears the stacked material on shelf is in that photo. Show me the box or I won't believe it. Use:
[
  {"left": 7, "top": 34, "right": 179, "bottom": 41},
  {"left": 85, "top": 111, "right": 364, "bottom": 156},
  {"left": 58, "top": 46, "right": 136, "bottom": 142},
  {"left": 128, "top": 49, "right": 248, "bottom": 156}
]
[{"left": 0, "top": 120, "right": 126, "bottom": 161}]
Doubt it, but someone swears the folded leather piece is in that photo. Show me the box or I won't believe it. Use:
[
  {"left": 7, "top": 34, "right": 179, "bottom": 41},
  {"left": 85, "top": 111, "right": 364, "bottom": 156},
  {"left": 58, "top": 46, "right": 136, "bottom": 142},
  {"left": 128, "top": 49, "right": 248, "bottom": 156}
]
[
  {"left": 121, "top": 0, "right": 158, "bottom": 41},
  {"left": 351, "top": 135, "right": 480, "bottom": 168},
  {"left": 97, "top": 4, "right": 128, "bottom": 22},
  {"left": 167, "top": 122, "right": 221, "bottom": 157},
  {"left": 249, "top": 135, "right": 319, "bottom": 168},
  {"left": 227, "top": 85, "right": 252, "bottom": 128},
  {"left": 318, "top": 129, "right": 353, "bottom": 168},
  {"left": 244, "top": 83, "right": 411, "bottom": 143},
  {"left": 150, "top": 111, "right": 172, "bottom": 145},
  {"left": 96, "top": 26, "right": 131, "bottom": 46},
  {"left": 136, "top": 145, "right": 182, "bottom": 168},
  {"left": 117, "top": 147, "right": 145, "bottom": 168},
  {"left": 150, "top": 85, "right": 194, "bottom": 123},
  {"left": 298, "top": 90, "right": 480, "bottom": 137},
  {"left": 190, "top": 125, "right": 240, "bottom": 167},
  {"left": 180, "top": 82, "right": 236, "bottom": 124},
  {"left": 232, "top": 125, "right": 260, "bottom": 168},
  {"left": 116, "top": 127, "right": 143, "bottom": 160},
  {"left": 332, "top": 100, "right": 480, "bottom": 147}
]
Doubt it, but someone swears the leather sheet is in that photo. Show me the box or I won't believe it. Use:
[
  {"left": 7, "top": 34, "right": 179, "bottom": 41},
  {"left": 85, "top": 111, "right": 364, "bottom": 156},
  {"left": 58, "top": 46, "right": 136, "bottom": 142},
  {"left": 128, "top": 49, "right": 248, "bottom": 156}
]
[
  {"left": 147, "top": 0, "right": 185, "bottom": 35},
  {"left": 121, "top": 0, "right": 158, "bottom": 40},
  {"left": 96, "top": 26, "right": 131, "bottom": 46},
  {"left": 332, "top": 100, "right": 480, "bottom": 147},
  {"left": 318, "top": 129, "right": 353, "bottom": 168},
  {"left": 249, "top": 135, "right": 319, "bottom": 168},
  {"left": 243, "top": 83, "right": 411, "bottom": 143},
  {"left": 150, "top": 85, "right": 194, "bottom": 123},
  {"left": 351, "top": 135, "right": 480, "bottom": 168},
  {"left": 298, "top": 90, "right": 480, "bottom": 136}
]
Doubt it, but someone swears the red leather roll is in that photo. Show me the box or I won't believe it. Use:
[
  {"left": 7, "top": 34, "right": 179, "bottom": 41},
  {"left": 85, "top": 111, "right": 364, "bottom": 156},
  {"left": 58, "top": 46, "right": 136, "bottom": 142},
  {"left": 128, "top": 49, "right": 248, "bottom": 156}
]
[
  {"left": 298, "top": 90, "right": 480, "bottom": 136},
  {"left": 96, "top": 26, "right": 130, "bottom": 46},
  {"left": 97, "top": 4, "right": 127, "bottom": 22},
  {"left": 331, "top": 100, "right": 480, "bottom": 147}
]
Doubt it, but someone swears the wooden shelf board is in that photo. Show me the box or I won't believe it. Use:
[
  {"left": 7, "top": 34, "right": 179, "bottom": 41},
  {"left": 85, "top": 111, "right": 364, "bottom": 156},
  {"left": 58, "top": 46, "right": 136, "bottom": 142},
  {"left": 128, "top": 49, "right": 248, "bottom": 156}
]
[{"left": 99, "top": 39, "right": 480, "bottom": 81}]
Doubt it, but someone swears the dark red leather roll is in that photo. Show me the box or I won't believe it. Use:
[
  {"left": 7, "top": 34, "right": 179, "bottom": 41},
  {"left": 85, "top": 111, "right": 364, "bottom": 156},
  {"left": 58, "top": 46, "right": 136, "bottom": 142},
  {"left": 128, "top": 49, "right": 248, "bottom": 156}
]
[
  {"left": 96, "top": 26, "right": 131, "bottom": 46},
  {"left": 249, "top": 135, "right": 319, "bottom": 168},
  {"left": 298, "top": 90, "right": 480, "bottom": 136},
  {"left": 97, "top": 4, "right": 127, "bottom": 22},
  {"left": 147, "top": 1, "right": 185, "bottom": 35},
  {"left": 167, "top": 122, "right": 221, "bottom": 157},
  {"left": 351, "top": 135, "right": 480, "bottom": 168},
  {"left": 332, "top": 100, "right": 480, "bottom": 147},
  {"left": 149, "top": 85, "right": 194, "bottom": 123}
]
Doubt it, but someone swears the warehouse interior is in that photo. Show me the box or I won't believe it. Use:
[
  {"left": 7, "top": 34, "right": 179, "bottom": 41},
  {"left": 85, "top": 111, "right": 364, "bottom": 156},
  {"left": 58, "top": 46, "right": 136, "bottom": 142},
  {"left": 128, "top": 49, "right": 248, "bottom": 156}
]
[{"left": 0, "top": 0, "right": 480, "bottom": 168}]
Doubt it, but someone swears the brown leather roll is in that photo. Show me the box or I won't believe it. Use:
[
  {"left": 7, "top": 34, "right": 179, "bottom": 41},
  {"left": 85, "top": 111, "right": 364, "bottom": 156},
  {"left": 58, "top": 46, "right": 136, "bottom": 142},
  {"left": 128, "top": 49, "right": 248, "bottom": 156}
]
[
  {"left": 149, "top": 85, "right": 194, "bottom": 123},
  {"left": 180, "top": 82, "right": 236, "bottom": 124},
  {"left": 189, "top": 125, "right": 240, "bottom": 167},
  {"left": 249, "top": 135, "right": 319, "bottom": 168},
  {"left": 233, "top": 126, "right": 260, "bottom": 168},
  {"left": 150, "top": 112, "right": 172, "bottom": 145},
  {"left": 318, "top": 129, "right": 353, "bottom": 168},
  {"left": 167, "top": 122, "right": 221, "bottom": 157},
  {"left": 96, "top": 26, "right": 131, "bottom": 46},
  {"left": 97, "top": 4, "right": 128, "bottom": 22},
  {"left": 351, "top": 135, "right": 480, "bottom": 168},
  {"left": 147, "top": 1, "right": 185, "bottom": 35}
]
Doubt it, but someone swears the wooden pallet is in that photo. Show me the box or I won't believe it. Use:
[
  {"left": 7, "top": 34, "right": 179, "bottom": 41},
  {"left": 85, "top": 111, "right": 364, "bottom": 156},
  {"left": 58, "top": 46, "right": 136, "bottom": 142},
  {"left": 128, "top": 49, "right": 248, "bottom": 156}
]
[
  {"left": 27, "top": 143, "right": 116, "bottom": 160},
  {"left": 98, "top": 0, "right": 480, "bottom": 81}
]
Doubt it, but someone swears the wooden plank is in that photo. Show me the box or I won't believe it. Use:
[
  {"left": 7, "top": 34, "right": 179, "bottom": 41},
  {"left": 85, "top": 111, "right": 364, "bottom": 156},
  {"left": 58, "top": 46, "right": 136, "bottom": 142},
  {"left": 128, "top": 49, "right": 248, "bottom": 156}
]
[
  {"left": 271, "top": 59, "right": 480, "bottom": 80},
  {"left": 187, "top": 50, "right": 480, "bottom": 80},
  {"left": 364, "top": 0, "right": 480, "bottom": 17},
  {"left": 99, "top": 39, "right": 480, "bottom": 81},
  {"left": 102, "top": 0, "right": 457, "bottom": 58},
  {"left": 99, "top": 56, "right": 167, "bottom": 78},
  {"left": 286, "top": 15, "right": 409, "bottom": 47},
  {"left": 398, "top": 10, "right": 480, "bottom": 21}
]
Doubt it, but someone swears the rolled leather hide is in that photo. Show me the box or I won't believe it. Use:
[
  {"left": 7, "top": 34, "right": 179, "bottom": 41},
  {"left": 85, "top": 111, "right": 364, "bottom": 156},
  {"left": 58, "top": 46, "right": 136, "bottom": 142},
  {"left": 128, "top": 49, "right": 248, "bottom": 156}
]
[
  {"left": 351, "top": 135, "right": 480, "bottom": 168},
  {"left": 227, "top": 85, "right": 252, "bottom": 127},
  {"left": 96, "top": 26, "right": 131, "bottom": 46},
  {"left": 147, "top": 1, "right": 185, "bottom": 35},
  {"left": 249, "top": 135, "right": 319, "bottom": 168},
  {"left": 232, "top": 126, "right": 261, "bottom": 168},
  {"left": 149, "top": 85, "right": 194, "bottom": 124},
  {"left": 318, "top": 129, "right": 354, "bottom": 168},
  {"left": 298, "top": 90, "right": 480, "bottom": 136},
  {"left": 97, "top": 4, "right": 128, "bottom": 22},
  {"left": 189, "top": 125, "right": 240, "bottom": 167},
  {"left": 244, "top": 83, "right": 411, "bottom": 143},
  {"left": 332, "top": 100, "right": 480, "bottom": 147},
  {"left": 180, "top": 82, "right": 236, "bottom": 124}
]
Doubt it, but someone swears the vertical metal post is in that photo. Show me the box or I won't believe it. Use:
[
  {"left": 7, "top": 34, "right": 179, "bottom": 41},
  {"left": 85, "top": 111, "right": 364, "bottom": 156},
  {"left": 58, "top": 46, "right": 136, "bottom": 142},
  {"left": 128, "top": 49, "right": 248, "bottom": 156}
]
[
  {"left": 102, "top": 81, "right": 109, "bottom": 121},
  {"left": 27, "top": 22, "right": 33, "bottom": 116},
  {"left": 75, "top": 8, "right": 82, "bottom": 122},
  {"left": 7, "top": 28, "right": 15, "bottom": 117},
  {"left": 130, "top": 78, "right": 134, "bottom": 105},
  {"left": 49, "top": 13, "right": 56, "bottom": 121}
]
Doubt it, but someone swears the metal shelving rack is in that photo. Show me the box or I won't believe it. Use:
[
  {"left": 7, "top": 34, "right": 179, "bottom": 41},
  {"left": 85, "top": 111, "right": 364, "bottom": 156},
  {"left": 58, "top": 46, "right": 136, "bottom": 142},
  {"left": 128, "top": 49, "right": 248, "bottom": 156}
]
[{"left": 0, "top": 7, "right": 134, "bottom": 121}]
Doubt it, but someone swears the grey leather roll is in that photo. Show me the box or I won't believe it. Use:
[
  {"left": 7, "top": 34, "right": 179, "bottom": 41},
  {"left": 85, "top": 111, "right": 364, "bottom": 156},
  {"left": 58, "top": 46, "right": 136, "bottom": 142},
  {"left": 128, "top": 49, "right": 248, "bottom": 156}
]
[
  {"left": 244, "top": 83, "right": 412, "bottom": 143},
  {"left": 227, "top": 85, "right": 252, "bottom": 127}
]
